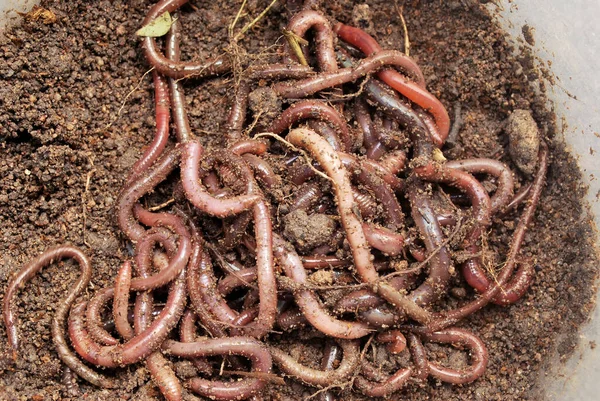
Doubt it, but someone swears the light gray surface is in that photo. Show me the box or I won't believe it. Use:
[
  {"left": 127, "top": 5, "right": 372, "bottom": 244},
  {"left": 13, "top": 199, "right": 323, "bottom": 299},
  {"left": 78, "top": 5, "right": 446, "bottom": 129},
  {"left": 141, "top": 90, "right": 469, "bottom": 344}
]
[
  {"left": 0, "top": 0, "right": 39, "bottom": 30},
  {"left": 0, "top": 0, "right": 598, "bottom": 399},
  {"left": 487, "top": 1, "right": 600, "bottom": 400}
]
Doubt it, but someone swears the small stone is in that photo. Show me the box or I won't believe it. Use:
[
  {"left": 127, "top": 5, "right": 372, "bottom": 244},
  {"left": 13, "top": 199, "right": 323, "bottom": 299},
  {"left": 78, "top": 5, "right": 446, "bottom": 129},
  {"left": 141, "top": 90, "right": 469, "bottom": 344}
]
[{"left": 505, "top": 109, "right": 540, "bottom": 176}]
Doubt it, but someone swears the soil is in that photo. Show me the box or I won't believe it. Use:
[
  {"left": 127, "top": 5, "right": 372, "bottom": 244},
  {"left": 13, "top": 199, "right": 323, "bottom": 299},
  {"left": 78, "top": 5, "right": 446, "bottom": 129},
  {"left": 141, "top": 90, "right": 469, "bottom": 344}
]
[{"left": 0, "top": 0, "right": 598, "bottom": 400}]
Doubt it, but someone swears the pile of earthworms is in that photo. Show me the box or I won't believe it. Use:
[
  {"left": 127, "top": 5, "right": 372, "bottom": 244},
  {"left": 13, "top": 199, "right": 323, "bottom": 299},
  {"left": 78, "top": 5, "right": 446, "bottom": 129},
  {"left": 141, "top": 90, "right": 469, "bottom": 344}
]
[{"left": 3, "top": 0, "right": 549, "bottom": 400}]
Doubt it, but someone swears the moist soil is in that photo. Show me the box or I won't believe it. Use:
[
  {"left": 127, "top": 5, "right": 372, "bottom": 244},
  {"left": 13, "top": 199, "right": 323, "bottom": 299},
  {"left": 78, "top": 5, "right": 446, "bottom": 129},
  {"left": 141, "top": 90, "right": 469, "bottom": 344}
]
[{"left": 0, "top": 0, "right": 598, "bottom": 400}]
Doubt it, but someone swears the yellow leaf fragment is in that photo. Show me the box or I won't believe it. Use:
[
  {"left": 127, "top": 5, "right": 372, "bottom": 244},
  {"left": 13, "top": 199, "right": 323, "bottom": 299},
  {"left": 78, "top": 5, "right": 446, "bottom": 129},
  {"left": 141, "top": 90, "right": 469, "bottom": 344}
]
[
  {"left": 136, "top": 11, "right": 173, "bottom": 38},
  {"left": 282, "top": 29, "right": 309, "bottom": 66}
]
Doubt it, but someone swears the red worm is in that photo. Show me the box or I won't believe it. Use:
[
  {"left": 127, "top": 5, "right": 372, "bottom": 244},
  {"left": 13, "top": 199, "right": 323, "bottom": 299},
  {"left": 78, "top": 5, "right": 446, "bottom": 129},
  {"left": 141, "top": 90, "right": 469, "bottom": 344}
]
[
  {"left": 181, "top": 141, "right": 261, "bottom": 217},
  {"left": 270, "top": 340, "right": 360, "bottom": 387},
  {"left": 334, "top": 23, "right": 450, "bottom": 144},
  {"left": 132, "top": 253, "right": 182, "bottom": 401},
  {"left": 276, "top": 307, "right": 309, "bottom": 331},
  {"left": 269, "top": 100, "right": 353, "bottom": 152},
  {"left": 355, "top": 97, "right": 386, "bottom": 159},
  {"left": 284, "top": 10, "right": 338, "bottom": 72},
  {"left": 126, "top": 71, "right": 170, "bottom": 185},
  {"left": 217, "top": 268, "right": 258, "bottom": 297},
  {"left": 334, "top": 275, "right": 414, "bottom": 314},
  {"left": 86, "top": 287, "right": 119, "bottom": 346},
  {"left": 406, "top": 181, "right": 454, "bottom": 307},
  {"left": 229, "top": 153, "right": 277, "bottom": 339},
  {"left": 117, "top": 146, "right": 180, "bottom": 241},
  {"left": 68, "top": 268, "right": 187, "bottom": 367},
  {"left": 309, "top": 120, "right": 344, "bottom": 151},
  {"left": 445, "top": 158, "right": 515, "bottom": 213},
  {"left": 273, "top": 50, "right": 432, "bottom": 99},
  {"left": 273, "top": 234, "right": 372, "bottom": 339},
  {"left": 420, "top": 328, "right": 488, "bottom": 384},
  {"left": 288, "top": 182, "right": 323, "bottom": 212},
  {"left": 287, "top": 128, "right": 432, "bottom": 324},
  {"left": 230, "top": 139, "right": 269, "bottom": 156},
  {"left": 361, "top": 223, "right": 405, "bottom": 256},
  {"left": 242, "top": 154, "right": 282, "bottom": 189},
  {"left": 113, "top": 261, "right": 134, "bottom": 341},
  {"left": 179, "top": 310, "right": 214, "bottom": 374},
  {"left": 131, "top": 206, "right": 192, "bottom": 291},
  {"left": 377, "top": 330, "right": 407, "bottom": 354},
  {"left": 317, "top": 342, "right": 341, "bottom": 401},
  {"left": 166, "top": 16, "right": 192, "bottom": 143},
  {"left": 162, "top": 337, "right": 272, "bottom": 401},
  {"left": 428, "top": 142, "right": 548, "bottom": 330},
  {"left": 184, "top": 217, "right": 229, "bottom": 338},
  {"left": 3, "top": 246, "right": 116, "bottom": 388},
  {"left": 141, "top": 0, "right": 230, "bottom": 79}
]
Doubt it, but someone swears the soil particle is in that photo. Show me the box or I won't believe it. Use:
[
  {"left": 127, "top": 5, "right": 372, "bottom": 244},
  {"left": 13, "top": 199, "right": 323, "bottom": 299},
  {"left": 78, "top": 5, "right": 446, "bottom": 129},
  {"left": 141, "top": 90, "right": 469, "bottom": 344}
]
[{"left": 283, "top": 209, "right": 337, "bottom": 252}]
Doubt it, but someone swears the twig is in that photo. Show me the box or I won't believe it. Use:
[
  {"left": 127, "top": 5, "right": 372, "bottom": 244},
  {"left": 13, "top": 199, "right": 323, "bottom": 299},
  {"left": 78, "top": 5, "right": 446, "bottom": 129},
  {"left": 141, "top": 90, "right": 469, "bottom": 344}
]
[
  {"left": 82, "top": 156, "right": 96, "bottom": 247},
  {"left": 234, "top": 0, "right": 279, "bottom": 42},
  {"left": 229, "top": 0, "right": 248, "bottom": 39},
  {"left": 254, "top": 132, "right": 333, "bottom": 182},
  {"left": 104, "top": 67, "right": 154, "bottom": 131},
  {"left": 147, "top": 198, "right": 175, "bottom": 212},
  {"left": 395, "top": 2, "right": 410, "bottom": 56}
]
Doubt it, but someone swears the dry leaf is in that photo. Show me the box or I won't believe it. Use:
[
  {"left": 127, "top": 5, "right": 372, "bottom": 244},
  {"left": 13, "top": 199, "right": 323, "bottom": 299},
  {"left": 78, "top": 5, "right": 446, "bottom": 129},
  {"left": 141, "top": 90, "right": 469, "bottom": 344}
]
[{"left": 136, "top": 11, "right": 173, "bottom": 37}]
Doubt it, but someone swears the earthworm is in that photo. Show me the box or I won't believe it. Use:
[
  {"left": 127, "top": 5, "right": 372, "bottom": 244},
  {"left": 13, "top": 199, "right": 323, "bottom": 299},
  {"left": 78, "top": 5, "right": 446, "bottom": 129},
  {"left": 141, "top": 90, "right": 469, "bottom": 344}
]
[
  {"left": 355, "top": 97, "right": 386, "bottom": 159},
  {"left": 222, "top": 212, "right": 253, "bottom": 250},
  {"left": 353, "top": 189, "right": 379, "bottom": 219},
  {"left": 269, "top": 100, "right": 352, "bottom": 151},
  {"left": 218, "top": 268, "right": 258, "bottom": 297},
  {"left": 503, "top": 183, "right": 532, "bottom": 213},
  {"left": 141, "top": 0, "right": 230, "bottom": 79},
  {"left": 334, "top": 23, "right": 450, "bottom": 144},
  {"left": 113, "top": 261, "right": 134, "bottom": 341},
  {"left": 3, "top": 246, "right": 116, "bottom": 388},
  {"left": 162, "top": 337, "right": 272, "bottom": 401},
  {"left": 406, "top": 181, "right": 454, "bottom": 307},
  {"left": 379, "top": 150, "right": 407, "bottom": 175},
  {"left": 273, "top": 50, "right": 434, "bottom": 99},
  {"left": 179, "top": 310, "right": 214, "bottom": 374},
  {"left": 428, "top": 141, "right": 548, "bottom": 330},
  {"left": 276, "top": 307, "right": 309, "bottom": 331},
  {"left": 117, "top": 146, "right": 180, "bottom": 241},
  {"left": 309, "top": 120, "right": 344, "bottom": 152},
  {"left": 288, "top": 128, "right": 431, "bottom": 323},
  {"left": 181, "top": 141, "right": 261, "bottom": 217},
  {"left": 407, "top": 335, "right": 429, "bottom": 381},
  {"left": 361, "top": 223, "right": 405, "bottom": 255},
  {"left": 288, "top": 182, "right": 323, "bottom": 212},
  {"left": 126, "top": 71, "right": 170, "bottom": 185},
  {"left": 355, "top": 361, "right": 411, "bottom": 397},
  {"left": 130, "top": 206, "right": 192, "bottom": 291},
  {"left": 242, "top": 154, "right": 281, "bottom": 189},
  {"left": 316, "top": 342, "right": 341, "bottom": 401},
  {"left": 232, "top": 306, "right": 260, "bottom": 327},
  {"left": 420, "top": 328, "right": 488, "bottom": 384},
  {"left": 230, "top": 139, "right": 269, "bottom": 156},
  {"left": 377, "top": 330, "right": 407, "bottom": 354},
  {"left": 335, "top": 276, "right": 413, "bottom": 314},
  {"left": 284, "top": 10, "right": 338, "bottom": 72},
  {"left": 273, "top": 234, "right": 372, "bottom": 339},
  {"left": 134, "top": 258, "right": 185, "bottom": 401},
  {"left": 287, "top": 128, "right": 378, "bottom": 282},
  {"left": 236, "top": 171, "right": 277, "bottom": 339},
  {"left": 86, "top": 287, "right": 119, "bottom": 346},
  {"left": 445, "top": 158, "right": 514, "bottom": 213},
  {"left": 227, "top": 81, "right": 250, "bottom": 141},
  {"left": 184, "top": 217, "right": 229, "bottom": 337},
  {"left": 166, "top": 15, "right": 192, "bottom": 143},
  {"left": 270, "top": 340, "right": 360, "bottom": 387},
  {"left": 68, "top": 267, "right": 187, "bottom": 367}
]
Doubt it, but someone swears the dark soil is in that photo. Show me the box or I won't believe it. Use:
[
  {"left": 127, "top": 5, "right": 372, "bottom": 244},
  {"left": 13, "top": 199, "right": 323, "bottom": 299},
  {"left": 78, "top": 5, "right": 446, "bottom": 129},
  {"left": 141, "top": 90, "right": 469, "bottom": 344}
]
[{"left": 0, "top": 0, "right": 597, "bottom": 400}]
